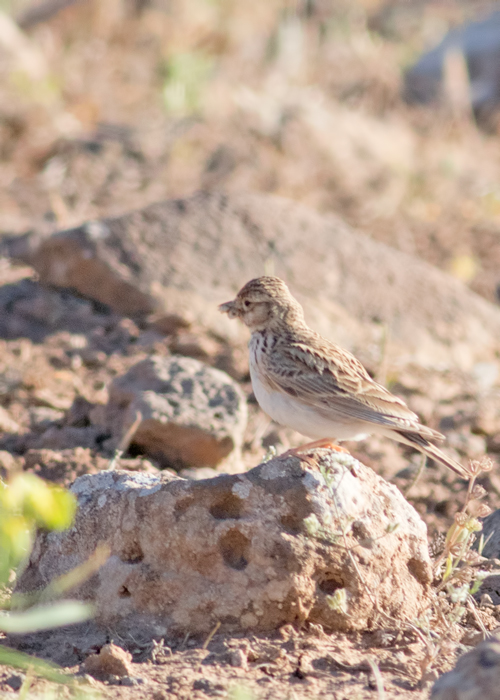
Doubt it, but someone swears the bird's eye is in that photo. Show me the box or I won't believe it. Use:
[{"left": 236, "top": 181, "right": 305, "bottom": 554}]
[{"left": 243, "top": 300, "right": 251, "bottom": 308}]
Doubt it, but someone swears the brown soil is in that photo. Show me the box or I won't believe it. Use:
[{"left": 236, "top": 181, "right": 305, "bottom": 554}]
[{"left": 0, "top": 622, "right": 448, "bottom": 699}]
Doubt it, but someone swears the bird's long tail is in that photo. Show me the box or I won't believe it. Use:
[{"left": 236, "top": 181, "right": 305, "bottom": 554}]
[{"left": 394, "top": 430, "right": 470, "bottom": 479}]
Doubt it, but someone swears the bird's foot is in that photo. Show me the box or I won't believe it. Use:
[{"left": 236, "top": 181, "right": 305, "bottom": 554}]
[{"left": 282, "top": 439, "right": 350, "bottom": 459}]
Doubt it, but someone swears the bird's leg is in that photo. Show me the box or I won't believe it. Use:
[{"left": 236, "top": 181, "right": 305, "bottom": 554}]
[{"left": 282, "top": 438, "right": 350, "bottom": 457}]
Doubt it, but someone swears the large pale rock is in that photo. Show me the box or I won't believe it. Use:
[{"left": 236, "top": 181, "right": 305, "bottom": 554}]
[
  {"left": 103, "top": 355, "right": 247, "bottom": 470},
  {"left": 16, "top": 452, "right": 432, "bottom": 636},
  {"left": 5, "top": 191, "right": 500, "bottom": 370},
  {"left": 432, "top": 633, "right": 500, "bottom": 700}
]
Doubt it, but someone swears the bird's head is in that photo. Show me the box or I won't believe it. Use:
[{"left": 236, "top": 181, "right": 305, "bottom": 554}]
[{"left": 219, "top": 276, "right": 305, "bottom": 332}]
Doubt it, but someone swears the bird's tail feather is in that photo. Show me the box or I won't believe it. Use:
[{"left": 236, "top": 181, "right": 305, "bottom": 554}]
[{"left": 394, "top": 430, "right": 470, "bottom": 479}]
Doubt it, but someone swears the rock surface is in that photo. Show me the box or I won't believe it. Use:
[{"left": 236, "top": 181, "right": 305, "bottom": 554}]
[
  {"left": 477, "top": 509, "right": 500, "bottom": 560},
  {"left": 5, "top": 191, "right": 500, "bottom": 370},
  {"left": 84, "top": 643, "right": 133, "bottom": 680},
  {"left": 103, "top": 355, "right": 247, "bottom": 470},
  {"left": 432, "top": 633, "right": 500, "bottom": 700},
  {"left": 16, "top": 451, "right": 432, "bottom": 636}
]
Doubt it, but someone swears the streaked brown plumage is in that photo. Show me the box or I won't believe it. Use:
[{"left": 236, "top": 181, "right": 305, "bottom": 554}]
[{"left": 219, "top": 276, "right": 468, "bottom": 478}]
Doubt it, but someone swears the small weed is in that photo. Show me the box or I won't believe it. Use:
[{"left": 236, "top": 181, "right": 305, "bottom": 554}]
[{"left": 304, "top": 452, "right": 495, "bottom": 686}]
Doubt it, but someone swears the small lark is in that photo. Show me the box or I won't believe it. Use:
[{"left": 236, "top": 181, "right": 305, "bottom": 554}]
[{"left": 219, "top": 276, "right": 468, "bottom": 477}]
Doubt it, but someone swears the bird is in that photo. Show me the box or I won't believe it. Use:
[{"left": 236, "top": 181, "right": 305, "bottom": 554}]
[{"left": 219, "top": 276, "right": 469, "bottom": 478}]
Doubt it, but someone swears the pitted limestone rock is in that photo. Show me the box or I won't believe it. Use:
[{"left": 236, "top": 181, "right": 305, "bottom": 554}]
[
  {"left": 17, "top": 452, "right": 432, "bottom": 636},
  {"left": 103, "top": 355, "right": 247, "bottom": 470}
]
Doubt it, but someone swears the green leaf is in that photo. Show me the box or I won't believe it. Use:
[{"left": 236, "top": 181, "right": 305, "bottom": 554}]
[
  {"left": 0, "top": 601, "right": 94, "bottom": 633},
  {"left": 0, "top": 645, "right": 75, "bottom": 684},
  {"left": 326, "top": 588, "right": 348, "bottom": 614},
  {"left": 229, "top": 686, "right": 256, "bottom": 700},
  {"left": 2, "top": 473, "right": 76, "bottom": 530},
  {"left": 442, "top": 554, "right": 454, "bottom": 582},
  {"left": 163, "top": 50, "right": 214, "bottom": 115}
]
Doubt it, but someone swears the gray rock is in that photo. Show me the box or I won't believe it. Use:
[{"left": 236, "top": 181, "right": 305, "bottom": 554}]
[
  {"left": 5, "top": 675, "right": 24, "bottom": 691},
  {"left": 405, "top": 10, "right": 500, "bottom": 122},
  {"left": 16, "top": 452, "right": 432, "bottom": 637},
  {"left": 5, "top": 191, "right": 500, "bottom": 371},
  {"left": 103, "top": 355, "right": 247, "bottom": 470},
  {"left": 477, "top": 509, "right": 500, "bottom": 560},
  {"left": 432, "top": 633, "right": 500, "bottom": 699}
]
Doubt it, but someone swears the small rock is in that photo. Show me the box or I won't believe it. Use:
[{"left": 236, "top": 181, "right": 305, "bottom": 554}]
[
  {"left": 64, "top": 397, "right": 95, "bottom": 427},
  {"left": 149, "top": 312, "right": 191, "bottom": 335},
  {"left": 432, "top": 633, "right": 500, "bottom": 699},
  {"left": 473, "top": 575, "right": 500, "bottom": 606},
  {"left": 472, "top": 392, "right": 500, "bottom": 436},
  {"left": 119, "top": 676, "right": 142, "bottom": 686},
  {"left": 0, "top": 405, "right": 22, "bottom": 434},
  {"left": 5, "top": 674, "right": 24, "bottom": 691},
  {"left": 37, "top": 425, "right": 105, "bottom": 452},
  {"left": 169, "top": 331, "right": 222, "bottom": 362},
  {"left": 79, "top": 349, "right": 107, "bottom": 368},
  {"left": 84, "top": 643, "right": 133, "bottom": 679},
  {"left": 0, "top": 450, "right": 20, "bottom": 475},
  {"left": 229, "top": 648, "right": 248, "bottom": 669},
  {"left": 104, "top": 355, "right": 247, "bottom": 471},
  {"left": 29, "top": 406, "right": 65, "bottom": 429},
  {"left": 477, "top": 510, "right": 500, "bottom": 560},
  {"left": 481, "top": 594, "right": 495, "bottom": 607}
]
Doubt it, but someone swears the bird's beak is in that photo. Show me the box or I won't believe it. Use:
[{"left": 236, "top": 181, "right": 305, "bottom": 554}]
[{"left": 218, "top": 300, "right": 239, "bottom": 319}]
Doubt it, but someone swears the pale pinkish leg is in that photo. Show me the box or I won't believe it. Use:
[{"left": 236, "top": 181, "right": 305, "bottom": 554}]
[{"left": 283, "top": 438, "right": 350, "bottom": 457}]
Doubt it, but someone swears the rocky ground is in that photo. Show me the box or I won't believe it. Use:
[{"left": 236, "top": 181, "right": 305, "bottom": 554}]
[
  {"left": 2, "top": 196, "right": 500, "bottom": 700},
  {"left": 2, "top": 1, "right": 500, "bottom": 699}
]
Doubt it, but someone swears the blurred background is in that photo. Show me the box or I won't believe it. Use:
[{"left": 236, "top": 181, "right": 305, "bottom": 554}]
[{"left": 1, "top": 0, "right": 500, "bottom": 303}]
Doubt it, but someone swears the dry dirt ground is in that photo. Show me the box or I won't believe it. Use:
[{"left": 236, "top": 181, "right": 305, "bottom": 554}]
[
  {"left": 3, "top": 1, "right": 500, "bottom": 698},
  {"left": 0, "top": 623, "right": 465, "bottom": 700}
]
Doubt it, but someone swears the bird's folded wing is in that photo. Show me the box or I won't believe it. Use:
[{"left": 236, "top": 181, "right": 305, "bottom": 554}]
[{"left": 265, "top": 340, "right": 444, "bottom": 440}]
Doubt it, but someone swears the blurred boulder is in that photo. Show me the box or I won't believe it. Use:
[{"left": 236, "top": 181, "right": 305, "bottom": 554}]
[
  {"left": 432, "top": 633, "right": 500, "bottom": 699},
  {"left": 103, "top": 355, "right": 247, "bottom": 471},
  {"left": 405, "top": 10, "right": 500, "bottom": 124},
  {"left": 5, "top": 191, "right": 500, "bottom": 371},
  {"left": 16, "top": 452, "right": 432, "bottom": 637}
]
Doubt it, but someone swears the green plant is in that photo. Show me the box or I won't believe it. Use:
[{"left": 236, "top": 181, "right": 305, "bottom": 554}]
[
  {"left": 413, "top": 457, "right": 493, "bottom": 685},
  {"left": 0, "top": 472, "right": 75, "bottom": 585},
  {"left": 0, "top": 471, "right": 96, "bottom": 692},
  {"left": 162, "top": 50, "right": 214, "bottom": 115},
  {"left": 305, "top": 452, "right": 494, "bottom": 687}
]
